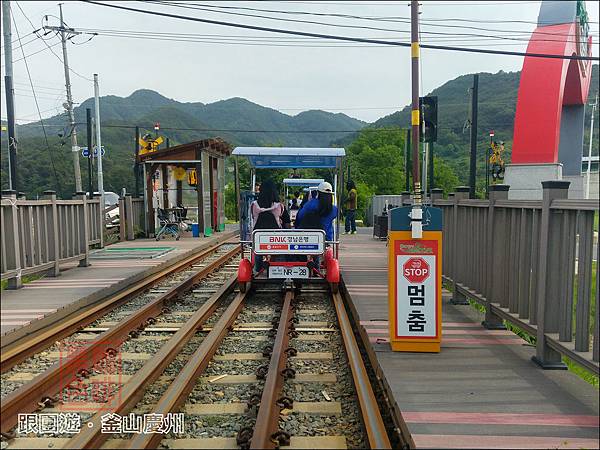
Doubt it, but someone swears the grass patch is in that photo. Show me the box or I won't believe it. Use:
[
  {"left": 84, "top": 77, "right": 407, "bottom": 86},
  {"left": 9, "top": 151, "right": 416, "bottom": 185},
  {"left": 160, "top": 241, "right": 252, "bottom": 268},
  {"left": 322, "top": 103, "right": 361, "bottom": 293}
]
[
  {"left": 461, "top": 290, "right": 599, "bottom": 388},
  {"left": 0, "top": 274, "right": 43, "bottom": 290}
]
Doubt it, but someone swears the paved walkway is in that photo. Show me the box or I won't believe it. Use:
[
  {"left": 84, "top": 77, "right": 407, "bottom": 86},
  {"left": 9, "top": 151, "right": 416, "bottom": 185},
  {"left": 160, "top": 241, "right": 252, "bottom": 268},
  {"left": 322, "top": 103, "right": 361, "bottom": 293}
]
[
  {"left": 1, "top": 230, "right": 236, "bottom": 337},
  {"left": 340, "top": 228, "right": 599, "bottom": 449}
]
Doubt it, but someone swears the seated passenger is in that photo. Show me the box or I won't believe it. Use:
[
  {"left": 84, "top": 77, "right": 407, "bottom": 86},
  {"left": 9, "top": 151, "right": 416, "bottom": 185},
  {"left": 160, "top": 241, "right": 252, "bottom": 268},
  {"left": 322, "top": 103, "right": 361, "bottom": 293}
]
[
  {"left": 251, "top": 180, "right": 283, "bottom": 230},
  {"left": 295, "top": 182, "right": 338, "bottom": 241},
  {"left": 251, "top": 180, "right": 284, "bottom": 273}
]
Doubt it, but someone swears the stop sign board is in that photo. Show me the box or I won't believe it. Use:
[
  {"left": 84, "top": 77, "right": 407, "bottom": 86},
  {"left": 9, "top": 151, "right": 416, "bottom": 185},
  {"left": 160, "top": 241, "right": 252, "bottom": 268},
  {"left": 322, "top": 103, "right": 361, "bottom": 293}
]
[{"left": 402, "top": 257, "right": 430, "bottom": 284}]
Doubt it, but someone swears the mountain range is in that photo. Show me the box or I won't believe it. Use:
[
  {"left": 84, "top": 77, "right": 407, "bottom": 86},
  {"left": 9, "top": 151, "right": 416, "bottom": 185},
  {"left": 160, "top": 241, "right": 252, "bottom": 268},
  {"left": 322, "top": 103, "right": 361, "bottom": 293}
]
[{"left": 2, "top": 65, "right": 598, "bottom": 197}]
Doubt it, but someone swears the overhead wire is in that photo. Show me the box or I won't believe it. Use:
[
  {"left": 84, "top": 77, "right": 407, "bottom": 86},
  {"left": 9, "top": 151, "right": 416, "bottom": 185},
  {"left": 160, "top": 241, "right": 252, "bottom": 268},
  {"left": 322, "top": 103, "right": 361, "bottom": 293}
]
[
  {"left": 11, "top": 6, "right": 62, "bottom": 194},
  {"left": 15, "top": 1, "right": 93, "bottom": 82},
  {"left": 146, "top": 1, "right": 598, "bottom": 44},
  {"left": 158, "top": 1, "right": 599, "bottom": 38},
  {"left": 82, "top": 1, "right": 599, "bottom": 61}
]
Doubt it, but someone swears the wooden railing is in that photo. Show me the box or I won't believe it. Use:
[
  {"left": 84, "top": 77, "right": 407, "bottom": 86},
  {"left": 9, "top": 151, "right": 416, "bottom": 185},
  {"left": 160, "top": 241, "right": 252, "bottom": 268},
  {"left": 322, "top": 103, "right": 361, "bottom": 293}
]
[
  {"left": 1, "top": 191, "right": 102, "bottom": 289},
  {"left": 410, "top": 183, "right": 599, "bottom": 374}
]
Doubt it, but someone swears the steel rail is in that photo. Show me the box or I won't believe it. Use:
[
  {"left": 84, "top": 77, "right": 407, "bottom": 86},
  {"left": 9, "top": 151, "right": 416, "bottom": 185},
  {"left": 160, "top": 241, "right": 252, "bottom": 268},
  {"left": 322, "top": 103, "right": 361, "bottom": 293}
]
[
  {"left": 0, "top": 245, "right": 240, "bottom": 434},
  {"left": 332, "top": 291, "right": 392, "bottom": 449},
  {"left": 63, "top": 275, "right": 237, "bottom": 449},
  {"left": 250, "top": 289, "right": 295, "bottom": 449},
  {"left": 126, "top": 290, "right": 249, "bottom": 449},
  {"left": 1, "top": 236, "right": 236, "bottom": 373}
]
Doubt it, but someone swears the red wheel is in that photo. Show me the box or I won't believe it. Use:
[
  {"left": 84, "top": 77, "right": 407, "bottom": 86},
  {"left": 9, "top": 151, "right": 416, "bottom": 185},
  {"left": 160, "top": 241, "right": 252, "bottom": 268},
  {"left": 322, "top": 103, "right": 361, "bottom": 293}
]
[
  {"left": 326, "top": 258, "right": 340, "bottom": 284},
  {"left": 238, "top": 258, "right": 252, "bottom": 285}
]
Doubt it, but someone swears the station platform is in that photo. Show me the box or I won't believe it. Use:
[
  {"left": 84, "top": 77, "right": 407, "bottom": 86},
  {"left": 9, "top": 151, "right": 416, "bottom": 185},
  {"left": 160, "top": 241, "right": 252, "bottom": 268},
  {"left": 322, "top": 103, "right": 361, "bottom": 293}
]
[
  {"left": 0, "top": 230, "right": 237, "bottom": 337},
  {"left": 339, "top": 228, "right": 599, "bottom": 449}
]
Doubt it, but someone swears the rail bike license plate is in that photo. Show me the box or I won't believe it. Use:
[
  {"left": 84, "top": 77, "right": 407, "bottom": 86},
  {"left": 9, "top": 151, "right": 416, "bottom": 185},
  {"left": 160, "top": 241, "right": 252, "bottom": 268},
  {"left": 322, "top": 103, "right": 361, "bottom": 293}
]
[
  {"left": 253, "top": 230, "right": 325, "bottom": 255},
  {"left": 269, "top": 265, "right": 310, "bottom": 279}
]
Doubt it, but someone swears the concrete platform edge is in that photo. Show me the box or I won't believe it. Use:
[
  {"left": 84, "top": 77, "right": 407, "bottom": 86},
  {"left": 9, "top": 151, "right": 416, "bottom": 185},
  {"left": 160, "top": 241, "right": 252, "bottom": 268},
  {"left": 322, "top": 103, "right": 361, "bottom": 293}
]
[{"left": 0, "top": 231, "right": 237, "bottom": 347}]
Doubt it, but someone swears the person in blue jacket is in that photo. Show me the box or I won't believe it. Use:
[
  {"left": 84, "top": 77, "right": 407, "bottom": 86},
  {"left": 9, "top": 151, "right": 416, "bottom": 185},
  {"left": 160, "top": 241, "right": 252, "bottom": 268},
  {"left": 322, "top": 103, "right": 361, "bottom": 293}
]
[{"left": 295, "top": 181, "right": 338, "bottom": 241}]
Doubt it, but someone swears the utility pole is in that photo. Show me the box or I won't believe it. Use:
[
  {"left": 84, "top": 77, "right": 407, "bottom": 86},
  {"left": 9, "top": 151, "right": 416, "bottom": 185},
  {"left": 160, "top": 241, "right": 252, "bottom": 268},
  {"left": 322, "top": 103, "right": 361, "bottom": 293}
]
[
  {"left": 404, "top": 129, "right": 411, "bottom": 192},
  {"left": 585, "top": 93, "right": 598, "bottom": 199},
  {"left": 86, "top": 108, "right": 93, "bottom": 196},
  {"left": 45, "top": 4, "right": 83, "bottom": 192},
  {"left": 3, "top": 0, "right": 18, "bottom": 191},
  {"left": 94, "top": 74, "right": 104, "bottom": 207},
  {"left": 410, "top": 0, "right": 422, "bottom": 238},
  {"left": 135, "top": 126, "right": 140, "bottom": 197},
  {"left": 422, "top": 143, "right": 428, "bottom": 196},
  {"left": 428, "top": 141, "right": 434, "bottom": 193},
  {"left": 469, "top": 74, "right": 479, "bottom": 199}
]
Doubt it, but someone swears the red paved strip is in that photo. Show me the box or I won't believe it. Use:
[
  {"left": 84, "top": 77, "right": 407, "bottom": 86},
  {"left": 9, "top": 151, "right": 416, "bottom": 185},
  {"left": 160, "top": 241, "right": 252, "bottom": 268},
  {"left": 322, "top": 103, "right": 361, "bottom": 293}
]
[
  {"left": 368, "top": 337, "right": 523, "bottom": 345},
  {"left": 24, "top": 285, "right": 115, "bottom": 289},
  {"left": 360, "top": 320, "right": 484, "bottom": 328},
  {"left": 404, "top": 411, "right": 599, "bottom": 427},
  {"left": 412, "top": 434, "right": 600, "bottom": 449},
  {"left": 364, "top": 328, "right": 513, "bottom": 336},
  {"left": 28, "top": 278, "right": 125, "bottom": 283},
  {"left": 0, "top": 309, "right": 56, "bottom": 313}
]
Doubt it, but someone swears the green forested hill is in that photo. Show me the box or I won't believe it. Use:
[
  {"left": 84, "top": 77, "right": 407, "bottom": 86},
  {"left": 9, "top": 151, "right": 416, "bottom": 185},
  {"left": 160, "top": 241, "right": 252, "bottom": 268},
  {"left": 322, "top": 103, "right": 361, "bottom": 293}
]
[
  {"left": 2, "top": 65, "right": 598, "bottom": 199},
  {"left": 1, "top": 90, "right": 365, "bottom": 197},
  {"left": 367, "top": 65, "right": 599, "bottom": 191}
]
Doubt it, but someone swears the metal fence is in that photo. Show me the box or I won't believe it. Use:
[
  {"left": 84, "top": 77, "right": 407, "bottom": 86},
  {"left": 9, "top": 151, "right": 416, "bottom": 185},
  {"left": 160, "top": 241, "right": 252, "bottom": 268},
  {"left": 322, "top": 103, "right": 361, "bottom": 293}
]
[
  {"left": 1, "top": 191, "right": 102, "bottom": 289},
  {"left": 425, "top": 183, "right": 599, "bottom": 374}
]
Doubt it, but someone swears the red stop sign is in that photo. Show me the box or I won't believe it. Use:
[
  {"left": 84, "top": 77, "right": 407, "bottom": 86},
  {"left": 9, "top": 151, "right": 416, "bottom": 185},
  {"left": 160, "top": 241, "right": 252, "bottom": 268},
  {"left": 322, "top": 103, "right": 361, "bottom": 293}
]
[{"left": 402, "top": 257, "right": 430, "bottom": 283}]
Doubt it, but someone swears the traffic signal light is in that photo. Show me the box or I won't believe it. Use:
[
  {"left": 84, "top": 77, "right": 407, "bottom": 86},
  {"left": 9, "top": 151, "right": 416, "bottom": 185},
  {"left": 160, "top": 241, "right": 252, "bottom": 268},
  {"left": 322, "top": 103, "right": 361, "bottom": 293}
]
[{"left": 419, "top": 96, "right": 438, "bottom": 143}]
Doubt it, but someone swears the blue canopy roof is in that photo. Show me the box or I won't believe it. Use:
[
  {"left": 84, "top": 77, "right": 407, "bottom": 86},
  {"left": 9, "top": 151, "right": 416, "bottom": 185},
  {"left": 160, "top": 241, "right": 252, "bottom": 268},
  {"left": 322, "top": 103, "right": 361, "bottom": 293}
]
[
  {"left": 282, "top": 178, "right": 324, "bottom": 187},
  {"left": 232, "top": 147, "right": 345, "bottom": 169}
]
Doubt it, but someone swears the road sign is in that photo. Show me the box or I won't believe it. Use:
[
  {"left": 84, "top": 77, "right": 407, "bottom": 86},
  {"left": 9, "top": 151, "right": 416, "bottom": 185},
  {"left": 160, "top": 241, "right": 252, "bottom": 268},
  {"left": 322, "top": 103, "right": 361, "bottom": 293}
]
[
  {"left": 402, "top": 257, "right": 430, "bottom": 284},
  {"left": 82, "top": 146, "right": 105, "bottom": 158},
  {"left": 388, "top": 206, "right": 443, "bottom": 353}
]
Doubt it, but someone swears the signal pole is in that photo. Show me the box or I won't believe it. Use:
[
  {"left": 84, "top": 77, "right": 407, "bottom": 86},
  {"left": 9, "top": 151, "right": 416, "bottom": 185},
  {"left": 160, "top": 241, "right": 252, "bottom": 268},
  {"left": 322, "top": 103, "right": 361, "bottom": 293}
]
[
  {"left": 404, "top": 129, "right": 411, "bottom": 192},
  {"left": 3, "top": 0, "right": 18, "bottom": 191},
  {"left": 410, "top": 0, "right": 422, "bottom": 238},
  {"left": 45, "top": 4, "right": 83, "bottom": 192},
  {"left": 94, "top": 74, "right": 104, "bottom": 207},
  {"left": 469, "top": 74, "right": 479, "bottom": 199},
  {"left": 585, "top": 93, "right": 597, "bottom": 199}
]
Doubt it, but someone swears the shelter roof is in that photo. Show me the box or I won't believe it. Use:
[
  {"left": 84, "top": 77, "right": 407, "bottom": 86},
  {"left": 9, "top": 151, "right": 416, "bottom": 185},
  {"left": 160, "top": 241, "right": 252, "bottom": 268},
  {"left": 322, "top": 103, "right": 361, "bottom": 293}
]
[
  {"left": 282, "top": 178, "right": 324, "bottom": 187},
  {"left": 138, "top": 138, "right": 231, "bottom": 163},
  {"left": 232, "top": 147, "right": 345, "bottom": 169}
]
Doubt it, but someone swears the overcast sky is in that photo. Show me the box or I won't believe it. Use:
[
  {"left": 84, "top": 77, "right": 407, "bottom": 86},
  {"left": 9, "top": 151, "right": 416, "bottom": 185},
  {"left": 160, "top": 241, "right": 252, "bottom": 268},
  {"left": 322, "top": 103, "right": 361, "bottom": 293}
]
[{"left": 2, "top": 0, "right": 599, "bottom": 124}]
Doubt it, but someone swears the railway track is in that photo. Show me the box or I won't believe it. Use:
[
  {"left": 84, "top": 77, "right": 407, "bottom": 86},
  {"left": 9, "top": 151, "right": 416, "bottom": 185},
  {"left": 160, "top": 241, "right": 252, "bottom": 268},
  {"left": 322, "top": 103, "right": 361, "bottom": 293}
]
[
  {"left": 0, "top": 242, "right": 241, "bottom": 436},
  {"left": 2, "top": 280, "right": 412, "bottom": 449}
]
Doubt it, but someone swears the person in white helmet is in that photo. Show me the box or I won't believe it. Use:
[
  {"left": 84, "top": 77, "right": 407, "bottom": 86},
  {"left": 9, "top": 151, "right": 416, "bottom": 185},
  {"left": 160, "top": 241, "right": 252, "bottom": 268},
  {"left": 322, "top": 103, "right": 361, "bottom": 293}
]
[{"left": 295, "top": 181, "right": 338, "bottom": 241}]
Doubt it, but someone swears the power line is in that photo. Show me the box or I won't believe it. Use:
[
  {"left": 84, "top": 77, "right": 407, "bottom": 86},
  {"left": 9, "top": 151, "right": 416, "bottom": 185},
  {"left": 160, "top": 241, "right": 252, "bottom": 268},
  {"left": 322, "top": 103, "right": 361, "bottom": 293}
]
[
  {"left": 146, "top": 1, "right": 598, "bottom": 44},
  {"left": 157, "top": 1, "right": 599, "bottom": 39},
  {"left": 78, "top": 26, "right": 599, "bottom": 48},
  {"left": 12, "top": 6, "right": 62, "bottom": 194},
  {"left": 82, "top": 1, "right": 599, "bottom": 61},
  {"left": 15, "top": 2, "right": 93, "bottom": 82}
]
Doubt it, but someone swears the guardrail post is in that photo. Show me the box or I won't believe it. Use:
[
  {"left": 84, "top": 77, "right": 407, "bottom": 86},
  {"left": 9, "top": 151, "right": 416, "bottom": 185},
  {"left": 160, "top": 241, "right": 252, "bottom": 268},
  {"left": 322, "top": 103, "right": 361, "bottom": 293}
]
[
  {"left": 1, "top": 190, "right": 22, "bottom": 289},
  {"left": 118, "top": 197, "right": 126, "bottom": 242},
  {"left": 482, "top": 184, "right": 509, "bottom": 329},
  {"left": 74, "top": 192, "right": 90, "bottom": 267},
  {"left": 42, "top": 190, "right": 60, "bottom": 277},
  {"left": 94, "top": 193, "right": 104, "bottom": 248},
  {"left": 450, "top": 187, "right": 470, "bottom": 305},
  {"left": 532, "top": 181, "right": 570, "bottom": 370},
  {"left": 431, "top": 188, "right": 443, "bottom": 205},
  {"left": 125, "top": 194, "right": 134, "bottom": 240}
]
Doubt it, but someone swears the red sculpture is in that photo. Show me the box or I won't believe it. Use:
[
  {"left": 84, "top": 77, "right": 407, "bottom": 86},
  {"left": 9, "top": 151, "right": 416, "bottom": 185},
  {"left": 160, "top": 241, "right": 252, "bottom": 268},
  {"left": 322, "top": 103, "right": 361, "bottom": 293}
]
[{"left": 512, "top": 1, "right": 593, "bottom": 171}]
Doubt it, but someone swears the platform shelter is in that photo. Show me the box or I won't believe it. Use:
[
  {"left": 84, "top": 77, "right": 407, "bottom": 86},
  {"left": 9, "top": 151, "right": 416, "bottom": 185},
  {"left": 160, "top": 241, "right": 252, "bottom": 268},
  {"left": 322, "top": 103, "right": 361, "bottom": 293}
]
[{"left": 137, "top": 138, "right": 231, "bottom": 237}]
